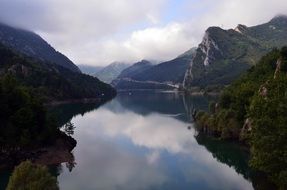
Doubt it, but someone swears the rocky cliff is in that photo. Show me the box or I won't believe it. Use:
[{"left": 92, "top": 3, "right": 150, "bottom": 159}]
[{"left": 183, "top": 15, "right": 287, "bottom": 90}]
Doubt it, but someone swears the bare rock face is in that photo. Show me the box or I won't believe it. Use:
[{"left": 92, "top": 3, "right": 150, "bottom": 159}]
[
  {"left": 274, "top": 59, "right": 282, "bottom": 79},
  {"left": 234, "top": 24, "right": 248, "bottom": 34},
  {"left": 199, "top": 30, "right": 223, "bottom": 66},
  {"left": 183, "top": 26, "right": 253, "bottom": 89},
  {"left": 240, "top": 118, "right": 252, "bottom": 141}
]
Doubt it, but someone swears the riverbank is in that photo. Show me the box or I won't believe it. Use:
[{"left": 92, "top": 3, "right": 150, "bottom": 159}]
[
  {"left": 45, "top": 98, "right": 103, "bottom": 106},
  {"left": 0, "top": 132, "right": 76, "bottom": 170}
]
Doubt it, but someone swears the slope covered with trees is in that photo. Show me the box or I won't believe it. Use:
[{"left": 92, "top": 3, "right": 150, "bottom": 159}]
[
  {"left": 0, "top": 43, "right": 116, "bottom": 102},
  {"left": 195, "top": 47, "right": 287, "bottom": 189},
  {"left": 0, "top": 75, "right": 59, "bottom": 147}
]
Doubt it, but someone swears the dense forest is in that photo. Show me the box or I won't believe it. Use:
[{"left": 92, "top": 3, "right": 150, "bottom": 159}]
[
  {"left": 0, "top": 75, "right": 60, "bottom": 147},
  {"left": 195, "top": 47, "right": 287, "bottom": 189}
]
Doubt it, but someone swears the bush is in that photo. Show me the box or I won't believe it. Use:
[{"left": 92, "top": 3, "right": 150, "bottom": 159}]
[{"left": 6, "top": 161, "right": 58, "bottom": 190}]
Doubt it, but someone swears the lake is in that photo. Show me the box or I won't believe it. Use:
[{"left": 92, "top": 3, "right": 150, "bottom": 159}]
[{"left": 1, "top": 91, "right": 258, "bottom": 190}]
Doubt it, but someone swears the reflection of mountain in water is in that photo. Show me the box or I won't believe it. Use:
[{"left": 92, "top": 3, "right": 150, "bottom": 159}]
[
  {"left": 48, "top": 100, "right": 110, "bottom": 126},
  {"left": 195, "top": 134, "right": 276, "bottom": 190},
  {"left": 196, "top": 134, "right": 250, "bottom": 178},
  {"left": 113, "top": 91, "right": 214, "bottom": 122}
]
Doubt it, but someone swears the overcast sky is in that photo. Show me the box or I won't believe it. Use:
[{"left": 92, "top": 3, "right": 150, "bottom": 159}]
[{"left": 0, "top": 0, "right": 286, "bottom": 66}]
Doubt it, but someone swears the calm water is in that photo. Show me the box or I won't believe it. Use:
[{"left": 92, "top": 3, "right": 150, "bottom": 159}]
[{"left": 1, "top": 91, "right": 258, "bottom": 190}]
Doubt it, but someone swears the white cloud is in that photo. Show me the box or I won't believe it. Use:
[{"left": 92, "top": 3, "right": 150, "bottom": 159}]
[
  {"left": 84, "top": 0, "right": 287, "bottom": 66},
  {"left": 92, "top": 23, "right": 196, "bottom": 64},
  {"left": 0, "top": 0, "right": 286, "bottom": 66},
  {"left": 192, "top": 0, "right": 287, "bottom": 30}
]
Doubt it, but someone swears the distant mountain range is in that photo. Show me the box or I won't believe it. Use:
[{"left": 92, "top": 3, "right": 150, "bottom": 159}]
[
  {"left": 0, "top": 23, "right": 81, "bottom": 73},
  {"left": 183, "top": 15, "right": 287, "bottom": 90},
  {"left": 79, "top": 62, "right": 131, "bottom": 84}
]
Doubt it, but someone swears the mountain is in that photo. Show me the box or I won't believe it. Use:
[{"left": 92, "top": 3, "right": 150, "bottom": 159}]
[
  {"left": 94, "top": 62, "right": 130, "bottom": 83},
  {"left": 0, "top": 43, "right": 116, "bottom": 102},
  {"left": 78, "top": 64, "right": 103, "bottom": 75},
  {"left": 112, "top": 50, "right": 195, "bottom": 90},
  {"left": 117, "top": 60, "right": 153, "bottom": 79},
  {"left": 183, "top": 15, "right": 287, "bottom": 90},
  {"left": 111, "top": 60, "right": 165, "bottom": 90},
  {"left": 132, "top": 48, "right": 196, "bottom": 83},
  {"left": 0, "top": 23, "right": 80, "bottom": 73}
]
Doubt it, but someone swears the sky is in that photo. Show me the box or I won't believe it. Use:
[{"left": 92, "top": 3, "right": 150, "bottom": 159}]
[{"left": 0, "top": 0, "right": 286, "bottom": 66}]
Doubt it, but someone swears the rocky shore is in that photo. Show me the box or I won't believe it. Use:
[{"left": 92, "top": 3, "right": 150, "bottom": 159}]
[{"left": 0, "top": 132, "right": 76, "bottom": 169}]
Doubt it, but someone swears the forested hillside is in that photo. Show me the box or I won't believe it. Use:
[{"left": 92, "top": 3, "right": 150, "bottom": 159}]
[
  {"left": 0, "top": 44, "right": 116, "bottom": 102},
  {"left": 195, "top": 47, "right": 287, "bottom": 189}
]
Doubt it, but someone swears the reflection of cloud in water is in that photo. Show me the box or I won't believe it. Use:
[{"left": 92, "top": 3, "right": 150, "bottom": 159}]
[
  {"left": 59, "top": 105, "right": 253, "bottom": 190},
  {"left": 59, "top": 130, "right": 166, "bottom": 190},
  {"left": 147, "top": 151, "right": 161, "bottom": 164}
]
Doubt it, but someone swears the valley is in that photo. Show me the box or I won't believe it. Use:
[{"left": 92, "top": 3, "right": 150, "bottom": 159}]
[{"left": 0, "top": 7, "right": 286, "bottom": 190}]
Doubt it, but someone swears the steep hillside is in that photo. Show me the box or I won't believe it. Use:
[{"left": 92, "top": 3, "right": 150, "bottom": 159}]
[
  {"left": 183, "top": 15, "right": 287, "bottom": 90},
  {"left": 195, "top": 47, "right": 287, "bottom": 189},
  {"left": 94, "top": 62, "right": 130, "bottom": 83},
  {"left": 0, "top": 43, "right": 116, "bottom": 102},
  {"left": 0, "top": 23, "right": 80, "bottom": 73}
]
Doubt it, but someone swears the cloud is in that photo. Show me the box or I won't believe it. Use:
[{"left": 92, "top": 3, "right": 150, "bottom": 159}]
[
  {"left": 0, "top": 0, "right": 286, "bottom": 66},
  {"left": 191, "top": 0, "right": 287, "bottom": 30},
  {"left": 94, "top": 23, "right": 196, "bottom": 64}
]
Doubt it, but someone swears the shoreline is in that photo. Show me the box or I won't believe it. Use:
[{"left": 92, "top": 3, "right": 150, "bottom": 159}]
[
  {"left": 44, "top": 96, "right": 115, "bottom": 107},
  {"left": 0, "top": 132, "right": 77, "bottom": 170}
]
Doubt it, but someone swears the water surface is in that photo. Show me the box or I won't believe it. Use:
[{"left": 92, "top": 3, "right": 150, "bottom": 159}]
[{"left": 55, "top": 91, "right": 254, "bottom": 190}]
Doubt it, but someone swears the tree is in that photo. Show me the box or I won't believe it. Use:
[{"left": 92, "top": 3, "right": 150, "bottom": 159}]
[
  {"left": 6, "top": 161, "right": 58, "bottom": 190},
  {"left": 63, "top": 121, "right": 75, "bottom": 136},
  {"left": 0, "top": 75, "right": 58, "bottom": 147}
]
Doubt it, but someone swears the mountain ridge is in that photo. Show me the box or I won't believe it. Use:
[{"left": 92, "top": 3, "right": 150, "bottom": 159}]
[
  {"left": 183, "top": 15, "right": 287, "bottom": 90},
  {"left": 0, "top": 22, "right": 81, "bottom": 73},
  {"left": 0, "top": 43, "right": 116, "bottom": 102}
]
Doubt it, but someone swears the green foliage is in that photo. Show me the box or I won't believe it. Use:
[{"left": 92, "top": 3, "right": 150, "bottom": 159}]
[
  {"left": 0, "top": 75, "right": 58, "bottom": 147},
  {"left": 0, "top": 43, "right": 116, "bottom": 102},
  {"left": 6, "top": 161, "right": 58, "bottom": 190},
  {"left": 249, "top": 74, "right": 287, "bottom": 189}
]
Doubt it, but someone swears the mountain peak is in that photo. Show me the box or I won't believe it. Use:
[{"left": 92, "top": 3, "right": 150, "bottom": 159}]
[
  {"left": 205, "top": 26, "right": 224, "bottom": 33},
  {"left": 269, "top": 14, "right": 287, "bottom": 25}
]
